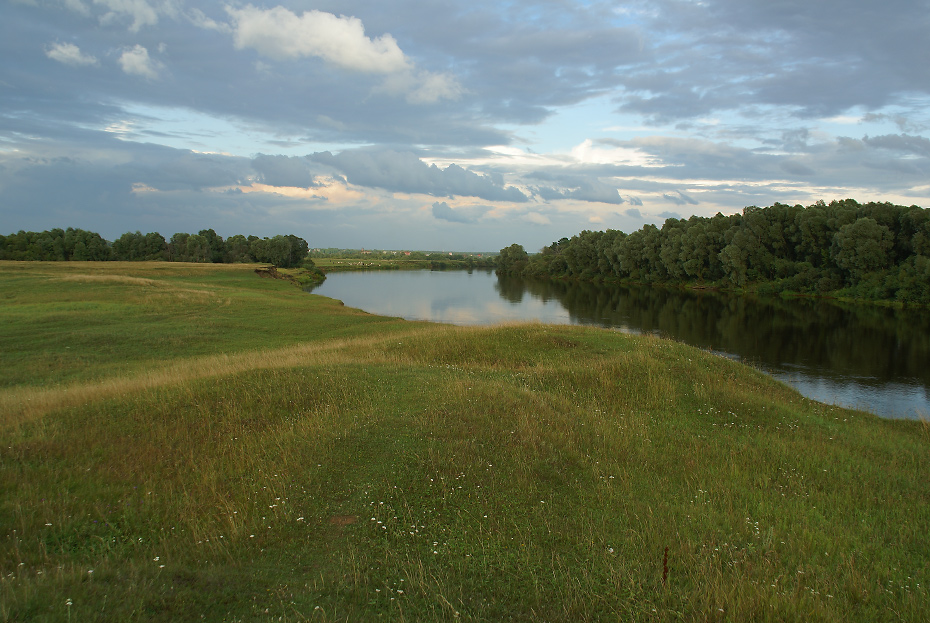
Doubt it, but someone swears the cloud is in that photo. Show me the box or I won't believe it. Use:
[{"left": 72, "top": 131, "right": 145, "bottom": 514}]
[
  {"left": 63, "top": 0, "right": 90, "bottom": 16},
  {"left": 536, "top": 179, "right": 626, "bottom": 205},
  {"left": 309, "top": 149, "right": 528, "bottom": 202},
  {"left": 224, "top": 5, "right": 462, "bottom": 104},
  {"left": 658, "top": 211, "right": 681, "bottom": 220},
  {"left": 186, "top": 7, "right": 230, "bottom": 33},
  {"left": 46, "top": 42, "right": 98, "bottom": 66},
  {"left": 780, "top": 160, "right": 815, "bottom": 176},
  {"left": 375, "top": 70, "right": 464, "bottom": 105},
  {"left": 624, "top": 208, "right": 642, "bottom": 218},
  {"left": 3, "top": 0, "right": 930, "bottom": 252},
  {"left": 431, "top": 201, "right": 489, "bottom": 224},
  {"left": 862, "top": 134, "right": 930, "bottom": 158},
  {"left": 226, "top": 5, "right": 409, "bottom": 73},
  {"left": 662, "top": 191, "right": 698, "bottom": 206},
  {"left": 524, "top": 212, "right": 551, "bottom": 226},
  {"left": 250, "top": 154, "right": 318, "bottom": 188},
  {"left": 95, "top": 0, "right": 163, "bottom": 33},
  {"left": 118, "top": 44, "right": 161, "bottom": 79}
]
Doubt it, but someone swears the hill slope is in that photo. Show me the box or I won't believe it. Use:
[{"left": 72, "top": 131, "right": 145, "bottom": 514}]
[{"left": 1, "top": 261, "right": 927, "bottom": 621}]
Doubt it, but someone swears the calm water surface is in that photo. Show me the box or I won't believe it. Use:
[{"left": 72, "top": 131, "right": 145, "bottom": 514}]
[{"left": 311, "top": 270, "right": 930, "bottom": 419}]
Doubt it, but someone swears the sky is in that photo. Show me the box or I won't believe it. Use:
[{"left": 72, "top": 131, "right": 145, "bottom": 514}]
[{"left": 2, "top": 0, "right": 929, "bottom": 252}]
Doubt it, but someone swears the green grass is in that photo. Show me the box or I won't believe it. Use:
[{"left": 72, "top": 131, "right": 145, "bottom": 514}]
[{"left": 1, "top": 261, "right": 927, "bottom": 621}]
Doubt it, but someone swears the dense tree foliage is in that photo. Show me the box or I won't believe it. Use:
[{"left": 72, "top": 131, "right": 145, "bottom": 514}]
[
  {"left": 1, "top": 228, "right": 313, "bottom": 269},
  {"left": 496, "top": 243, "right": 529, "bottom": 275},
  {"left": 499, "top": 200, "right": 930, "bottom": 304},
  {"left": 0, "top": 228, "right": 111, "bottom": 261}
]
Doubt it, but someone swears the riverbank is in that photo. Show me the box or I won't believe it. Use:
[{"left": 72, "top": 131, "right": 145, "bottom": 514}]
[
  {"left": 314, "top": 257, "right": 495, "bottom": 272},
  {"left": 1, "top": 261, "right": 927, "bottom": 621},
  {"left": 503, "top": 269, "right": 930, "bottom": 311}
]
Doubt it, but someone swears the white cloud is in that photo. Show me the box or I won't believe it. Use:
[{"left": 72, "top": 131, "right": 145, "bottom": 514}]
[
  {"left": 94, "top": 0, "right": 161, "bottom": 33},
  {"left": 570, "top": 138, "right": 653, "bottom": 166},
  {"left": 62, "top": 0, "right": 90, "bottom": 16},
  {"left": 376, "top": 69, "right": 464, "bottom": 104},
  {"left": 46, "top": 42, "right": 98, "bottom": 66},
  {"left": 226, "top": 5, "right": 409, "bottom": 73},
  {"left": 524, "top": 212, "right": 551, "bottom": 225},
  {"left": 186, "top": 7, "right": 230, "bottom": 33},
  {"left": 118, "top": 44, "right": 161, "bottom": 79},
  {"left": 409, "top": 71, "right": 462, "bottom": 103}
]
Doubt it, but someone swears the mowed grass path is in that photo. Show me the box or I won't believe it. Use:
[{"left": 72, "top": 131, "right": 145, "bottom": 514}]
[{"left": 1, "top": 261, "right": 927, "bottom": 621}]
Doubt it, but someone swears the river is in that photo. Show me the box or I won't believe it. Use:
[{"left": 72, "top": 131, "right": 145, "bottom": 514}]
[{"left": 309, "top": 269, "right": 930, "bottom": 420}]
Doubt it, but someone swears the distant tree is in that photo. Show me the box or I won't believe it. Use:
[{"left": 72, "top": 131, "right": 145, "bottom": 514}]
[
  {"left": 496, "top": 243, "right": 528, "bottom": 275},
  {"left": 144, "top": 232, "right": 168, "bottom": 260},
  {"left": 224, "top": 234, "right": 254, "bottom": 263},
  {"left": 831, "top": 217, "right": 894, "bottom": 280},
  {"left": 168, "top": 232, "right": 189, "bottom": 261},
  {"left": 185, "top": 234, "right": 211, "bottom": 263},
  {"left": 112, "top": 231, "right": 146, "bottom": 261},
  {"left": 562, "top": 231, "right": 604, "bottom": 278},
  {"left": 198, "top": 229, "right": 226, "bottom": 263},
  {"left": 250, "top": 235, "right": 310, "bottom": 268},
  {"left": 659, "top": 220, "right": 686, "bottom": 280}
]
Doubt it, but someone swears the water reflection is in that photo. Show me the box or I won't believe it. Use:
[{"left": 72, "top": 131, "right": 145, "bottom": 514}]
[
  {"left": 502, "top": 276, "right": 929, "bottom": 419},
  {"left": 310, "top": 271, "right": 929, "bottom": 419}
]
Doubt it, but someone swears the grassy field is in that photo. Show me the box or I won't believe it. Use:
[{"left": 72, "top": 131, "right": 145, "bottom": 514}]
[{"left": 1, "top": 261, "right": 927, "bottom": 621}]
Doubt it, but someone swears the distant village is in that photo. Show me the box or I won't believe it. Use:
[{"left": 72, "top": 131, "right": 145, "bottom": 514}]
[{"left": 310, "top": 248, "right": 492, "bottom": 259}]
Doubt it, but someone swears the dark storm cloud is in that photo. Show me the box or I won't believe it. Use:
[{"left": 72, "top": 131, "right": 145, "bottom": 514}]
[{"left": 309, "top": 149, "right": 528, "bottom": 202}]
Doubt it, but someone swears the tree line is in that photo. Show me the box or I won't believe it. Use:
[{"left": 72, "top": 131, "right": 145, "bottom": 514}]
[
  {"left": 497, "top": 199, "right": 930, "bottom": 304},
  {"left": 0, "top": 228, "right": 313, "bottom": 269}
]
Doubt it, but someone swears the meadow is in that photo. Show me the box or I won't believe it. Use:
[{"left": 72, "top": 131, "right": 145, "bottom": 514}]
[{"left": 1, "top": 261, "right": 927, "bottom": 621}]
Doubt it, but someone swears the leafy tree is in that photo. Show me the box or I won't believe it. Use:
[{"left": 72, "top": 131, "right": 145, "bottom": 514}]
[
  {"left": 168, "top": 232, "right": 189, "bottom": 262},
  {"left": 185, "top": 234, "right": 211, "bottom": 263},
  {"left": 224, "top": 235, "right": 254, "bottom": 263},
  {"left": 562, "top": 230, "right": 604, "bottom": 278},
  {"left": 112, "top": 231, "right": 146, "bottom": 260},
  {"left": 831, "top": 217, "right": 894, "bottom": 280},
  {"left": 250, "top": 235, "right": 310, "bottom": 268},
  {"left": 198, "top": 229, "right": 226, "bottom": 263},
  {"left": 659, "top": 220, "right": 686, "bottom": 280},
  {"left": 496, "top": 243, "right": 529, "bottom": 275},
  {"left": 144, "top": 232, "right": 167, "bottom": 260}
]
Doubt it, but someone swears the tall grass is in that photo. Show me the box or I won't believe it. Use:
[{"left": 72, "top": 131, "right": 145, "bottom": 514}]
[{"left": 1, "top": 261, "right": 927, "bottom": 621}]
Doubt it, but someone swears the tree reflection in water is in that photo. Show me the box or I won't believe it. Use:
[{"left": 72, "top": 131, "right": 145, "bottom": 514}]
[{"left": 497, "top": 275, "right": 930, "bottom": 418}]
